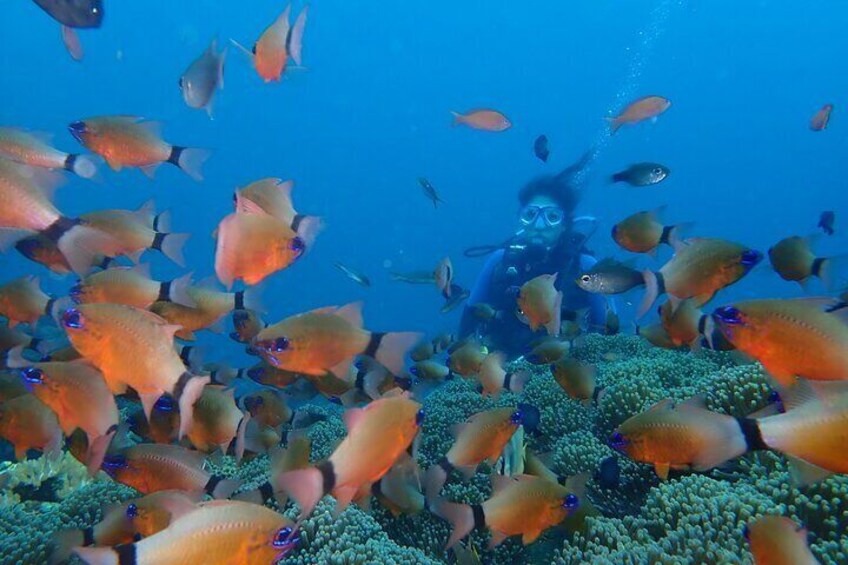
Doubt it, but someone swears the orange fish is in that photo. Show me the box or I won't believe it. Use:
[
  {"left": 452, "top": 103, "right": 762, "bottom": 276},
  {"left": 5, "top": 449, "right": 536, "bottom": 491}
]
[
  {"left": 236, "top": 436, "right": 311, "bottom": 506},
  {"left": 152, "top": 283, "right": 262, "bottom": 341},
  {"left": 639, "top": 238, "right": 762, "bottom": 317},
  {"left": 754, "top": 380, "right": 848, "bottom": 478},
  {"left": 69, "top": 116, "right": 210, "bottom": 180},
  {"left": 230, "top": 308, "right": 267, "bottom": 343},
  {"left": 434, "top": 257, "right": 454, "bottom": 298},
  {"left": 608, "top": 95, "right": 671, "bottom": 133},
  {"left": 517, "top": 273, "right": 562, "bottom": 336},
  {"left": 424, "top": 406, "right": 531, "bottom": 499},
  {"left": 658, "top": 299, "right": 702, "bottom": 348},
  {"left": 74, "top": 500, "right": 299, "bottom": 565},
  {"left": 253, "top": 302, "right": 420, "bottom": 377},
  {"left": 636, "top": 322, "right": 681, "bottom": 350},
  {"left": 234, "top": 178, "right": 323, "bottom": 245},
  {"left": 477, "top": 352, "right": 529, "bottom": 397},
  {"left": 525, "top": 337, "right": 570, "bottom": 364},
  {"left": 612, "top": 208, "right": 685, "bottom": 254},
  {"left": 768, "top": 235, "right": 836, "bottom": 288},
  {"left": 0, "top": 276, "right": 54, "bottom": 327},
  {"left": 81, "top": 201, "right": 190, "bottom": 266},
  {"left": 410, "top": 360, "right": 453, "bottom": 382},
  {"left": 52, "top": 490, "right": 198, "bottom": 563},
  {"left": 0, "top": 393, "right": 63, "bottom": 460},
  {"left": 610, "top": 396, "right": 747, "bottom": 479},
  {"left": 0, "top": 159, "right": 116, "bottom": 274},
  {"left": 451, "top": 109, "right": 511, "bottom": 132},
  {"left": 712, "top": 298, "right": 848, "bottom": 387},
  {"left": 243, "top": 360, "right": 301, "bottom": 389},
  {"left": 745, "top": 515, "right": 820, "bottom": 565},
  {"left": 215, "top": 196, "right": 311, "bottom": 289},
  {"left": 129, "top": 395, "right": 180, "bottom": 445},
  {"left": 102, "top": 443, "right": 240, "bottom": 498},
  {"left": 0, "top": 126, "right": 97, "bottom": 178},
  {"left": 277, "top": 393, "right": 423, "bottom": 518},
  {"left": 59, "top": 303, "right": 209, "bottom": 437},
  {"left": 186, "top": 385, "right": 248, "bottom": 460},
  {"left": 6, "top": 348, "right": 118, "bottom": 474},
  {"left": 433, "top": 473, "right": 582, "bottom": 549},
  {"left": 70, "top": 265, "right": 195, "bottom": 310},
  {"left": 551, "top": 358, "right": 601, "bottom": 404},
  {"left": 810, "top": 104, "right": 833, "bottom": 132},
  {"left": 233, "top": 4, "right": 292, "bottom": 82},
  {"left": 242, "top": 389, "right": 292, "bottom": 429}
]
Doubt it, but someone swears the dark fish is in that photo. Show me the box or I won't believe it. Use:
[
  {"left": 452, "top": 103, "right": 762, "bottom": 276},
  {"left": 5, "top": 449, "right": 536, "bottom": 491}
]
[
  {"left": 441, "top": 284, "right": 469, "bottom": 313},
  {"left": 418, "top": 178, "right": 443, "bottom": 208},
  {"left": 594, "top": 456, "right": 620, "bottom": 489},
  {"left": 575, "top": 258, "right": 645, "bottom": 295},
  {"left": 390, "top": 270, "right": 436, "bottom": 284},
  {"left": 33, "top": 0, "right": 103, "bottom": 28},
  {"left": 334, "top": 262, "right": 371, "bottom": 287},
  {"left": 818, "top": 211, "right": 835, "bottom": 236},
  {"left": 611, "top": 163, "right": 669, "bottom": 186},
  {"left": 533, "top": 135, "right": 549, "bottom": 162}
]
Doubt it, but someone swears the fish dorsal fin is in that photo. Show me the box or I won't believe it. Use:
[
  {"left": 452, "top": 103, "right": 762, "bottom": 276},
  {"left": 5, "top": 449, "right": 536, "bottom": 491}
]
[
  {"left": 343, "top": 407, "right": 367, "bottom": 433},
  {"left": 790, "top": 297, "right": 841, "bottom": 310},
  {"left": 234, "top": 194, "right": 271, "bottom": 217},
  {"left": 134, "top": 199, "right": 156, "bottom": 221},
  {"left": 335, "top": 302, "right": 364, "bottom": 328},
  {"left": 647, "top": 398, "right": 674, "bottom": 412},
  {"left": 490, "top": 474, "right": 515, "bottom": 495},
  {"left": 677, "top": 394, "right": 708, "bottom": 411},
  {"left": 304, "top": 305, "right": 339, "bottom": 317}
]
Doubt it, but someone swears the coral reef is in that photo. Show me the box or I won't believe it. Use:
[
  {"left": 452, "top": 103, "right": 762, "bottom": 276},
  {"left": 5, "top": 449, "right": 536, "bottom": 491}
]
[{"left": 2, "top": 335, "right": 846, "bottom": 564}]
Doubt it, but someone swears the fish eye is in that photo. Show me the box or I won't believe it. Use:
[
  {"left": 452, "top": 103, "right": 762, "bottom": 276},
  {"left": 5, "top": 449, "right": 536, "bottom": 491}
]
[
  {"left": 609, "top": 431, "right": 627, "bottom": 450},
  {"left": 510, "top": 410, "right": 523, "bottom": 425},
  {"left": 126, "top": 503, "right": 138, "bottom": 519},
  {"left": 272, "top": 526, "right": 300, "bottom": 549},
  {"left": 562, "top": 494, "right": 579, "bottom": 510},
  {"left": 20, "top": 367, "right": 44, "bottom": 384},
  {"left": 102, "top": 455, "right": 128, "bottom": 470},
  {"left": 580, "top": 275, "right": 591, "bottom": 283},
  {"left": 272, "top": 337, "right": 290, "bottom": 352},
  {"left": 154, "top": 396, "right": 176, "bottom": 412},
  {"left": 328, "top": 396, "right": 342, "bottom": 405},
  {"left": 61, "top": 308, "right": 84, "bottom": 330},
  {"left": 69, "top": 283, "right": 83, "bottom": 302},
  {"left": 290, "top": 237, "right": 306, "bottom": 255},
  {"left": 246, "top": 366, "right": 265, "bottom": 382},
  {"left": 714, "top": 306, "right": 744, "bottom": 326},
  {"left": 409, "top": 366, "right": 419, "bottom": 376},
  {"left": 653, "top": 167, "right": 664, "bottom": 175},
  {"left": 415, "top": 408, "right": 425, "bottom": 426}
]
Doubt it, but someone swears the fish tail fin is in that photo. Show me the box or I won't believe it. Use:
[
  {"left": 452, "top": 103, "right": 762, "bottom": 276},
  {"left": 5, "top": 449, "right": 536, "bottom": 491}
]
[
  {"left": 210, "top": 476, "right": 242, "bottom": 499},
  {"left": 812, "top": 255, "right": 847, "bottom": 290},
  {"left": 72, "top": 546, "right": 119, "bottom": 565},
  {"left": 546, "top": 291, "right": 563, "bottom": 336},
  {"left": 167, "top": 146, "right": 211, "bottom": 181},
  {"left": 432, "top": 497, "right": 475, "bottom": 550},
  {"left": 424, "top": 463, "right": 449, "bottom": 501},
  {"left": 154, "top": 232, "right": 190, "bottom": 267},
  {"left": 85, "top": 429, "right": 116, "bottom": 477},
  {"left": 373, "top": 331, "right": 422, "bottom": 375},
  {"left": 53, "top": 221, "right": 118, "bottom": 275},
  {"left": 507, "top": 368, "right": 530, "bottom": 394},
  {"left": 637, "top": 270, "right": 661, "bottom": 318},
  {"left": 167, "top": 271, "right": 196, "bottom": 307},
  {"left": 276, "top": 465, "right": 328, "bottom": 518},
  {"left": 176, "top": 373, "right": 211, "bottom": 440},
  {"left": 661, "top": 223, "right": 693, "bottom": 249},
  {"left": 233, "top": 411, "right": 250, "bottom": 463},
  {"left": 64, "top": 154, "right": 98, "bottom": 179},
  {"left": 239, "top": 285, "right": 265, "bottom": 313},
  {"left": 153, "top": 210, "right": 171, "bottom": 232},
  {"left": 786, "top": 455, "right": 833, "bottom": 486},
  {"left": 292, "top": 214, "right": 324, "bottom": 251},
  {"left": 50, "top": 529, "right": 85, "bottom": 565}
]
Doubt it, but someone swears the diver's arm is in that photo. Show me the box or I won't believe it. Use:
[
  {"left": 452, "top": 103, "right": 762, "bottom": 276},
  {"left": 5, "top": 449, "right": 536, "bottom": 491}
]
[{"left": 458, "top": 250, "right": 504, "bottom": 339}]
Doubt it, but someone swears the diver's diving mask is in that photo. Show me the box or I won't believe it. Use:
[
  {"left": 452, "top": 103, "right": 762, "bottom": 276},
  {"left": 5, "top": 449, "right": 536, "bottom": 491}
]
[{"left": 519, "top": 205, "right": 565, "bottom": 227}]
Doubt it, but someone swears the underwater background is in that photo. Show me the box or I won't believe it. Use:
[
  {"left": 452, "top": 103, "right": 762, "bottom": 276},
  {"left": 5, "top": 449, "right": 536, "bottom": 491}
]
[{"left": 1, "top": 0, "right": 847, "bottom": 563}]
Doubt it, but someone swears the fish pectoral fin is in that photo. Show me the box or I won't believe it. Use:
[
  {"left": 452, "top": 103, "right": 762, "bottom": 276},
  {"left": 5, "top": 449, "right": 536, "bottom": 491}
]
[
  {"left": 332, "top": 485, "right": 359, "bottom": 516},
  {"left": 140, "top": 163, "right": 161, "bottom": 179},
  {"left": 654, "top": 462, "right": 671, "bottom": 480},
  {"left": 691, "top": 291, "right": 716, "bottom": 308},
  {"left": 342, "top": 407, "right": 367, "bottom": 433},
  {"left": 104, "top": 155, "right": 123, "bottom": 172},
  {"left": 522, "top": 529, "right": 543, "bottom": 545},
  {"left": 786, "top": 455, "right": 833, "bottom": 487},
  {"left": 487, "top": 531, "right": 509, "bottom": 549}
]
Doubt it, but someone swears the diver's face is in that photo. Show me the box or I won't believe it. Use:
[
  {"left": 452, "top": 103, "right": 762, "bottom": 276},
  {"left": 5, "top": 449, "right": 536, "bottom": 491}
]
[{"left": 518, "top": 196, "right": 566, "bottom": 246}]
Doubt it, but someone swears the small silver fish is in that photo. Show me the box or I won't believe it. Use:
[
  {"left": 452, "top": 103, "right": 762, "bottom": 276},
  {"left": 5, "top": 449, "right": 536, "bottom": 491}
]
[
  {"left": 334, "top": 262, "right": 371, "bottom": 287},
  {"left": 576, "top": 258, "right": 645, "bottom": 295},
  {"left": 390, "top": 270, "right": 436, "bottom": 284},
  {"left": 180, "top": 38, "right": 226, "bottom": 117},
  {"left": 611, "top": 162, "right": 669, "bottom": 187},
  {"left": 418, "top": 178, "right": 444, "bottom": 208}
]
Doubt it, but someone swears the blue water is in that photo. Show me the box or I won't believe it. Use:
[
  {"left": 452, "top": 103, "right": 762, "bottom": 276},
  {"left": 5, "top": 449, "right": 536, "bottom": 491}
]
[{"left": 1, "top": 0, "right": 846, "bottom": 354}]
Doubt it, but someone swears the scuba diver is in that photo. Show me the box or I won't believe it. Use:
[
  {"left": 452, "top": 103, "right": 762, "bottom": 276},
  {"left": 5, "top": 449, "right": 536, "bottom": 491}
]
[{"left": 459, "top": 154, "right": 612, "bottom": 358}]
